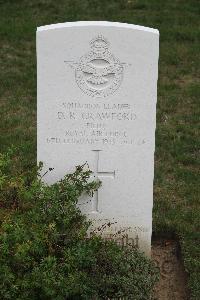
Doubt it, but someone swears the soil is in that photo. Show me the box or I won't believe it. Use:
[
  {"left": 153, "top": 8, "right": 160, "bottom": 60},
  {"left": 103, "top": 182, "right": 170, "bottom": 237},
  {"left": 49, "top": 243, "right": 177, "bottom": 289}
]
[{"left": 152, "top": 239, "right": 189, "bottom": 300}]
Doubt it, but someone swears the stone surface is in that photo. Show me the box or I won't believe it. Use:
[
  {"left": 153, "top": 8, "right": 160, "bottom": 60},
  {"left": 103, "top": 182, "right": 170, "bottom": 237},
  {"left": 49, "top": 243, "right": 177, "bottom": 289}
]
[{"left": 37, "top": 21, "right": 159, "bottom": 255}]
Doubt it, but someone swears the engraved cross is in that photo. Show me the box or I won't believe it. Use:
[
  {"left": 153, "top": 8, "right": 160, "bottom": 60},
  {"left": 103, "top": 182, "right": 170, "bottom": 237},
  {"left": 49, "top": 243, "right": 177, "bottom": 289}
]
[{"left": 91, "top": 150, "right": 115, "bottom": 213}]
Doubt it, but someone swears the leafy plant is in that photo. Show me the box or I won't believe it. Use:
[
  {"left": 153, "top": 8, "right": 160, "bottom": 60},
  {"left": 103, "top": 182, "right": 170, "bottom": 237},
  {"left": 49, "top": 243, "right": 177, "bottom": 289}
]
[{"left": 0, "top": 149, "right": 159, "bottom": 299}]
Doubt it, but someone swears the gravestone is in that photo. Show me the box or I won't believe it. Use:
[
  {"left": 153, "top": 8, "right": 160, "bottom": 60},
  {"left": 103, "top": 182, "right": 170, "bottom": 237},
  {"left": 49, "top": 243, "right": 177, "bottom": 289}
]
[{"left": 37, "top": 21, "right": 159, "bottom": 256}]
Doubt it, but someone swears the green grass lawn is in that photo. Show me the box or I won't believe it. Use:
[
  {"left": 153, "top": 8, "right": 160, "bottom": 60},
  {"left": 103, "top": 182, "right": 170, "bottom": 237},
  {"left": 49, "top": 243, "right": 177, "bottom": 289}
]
[{"left": 0, "top": 0, "right": 199, "bottom": 299}]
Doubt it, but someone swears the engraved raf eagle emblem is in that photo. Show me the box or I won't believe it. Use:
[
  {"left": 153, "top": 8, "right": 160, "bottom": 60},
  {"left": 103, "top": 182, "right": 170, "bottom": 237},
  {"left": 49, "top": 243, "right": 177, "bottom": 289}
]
[{"left": 65, "top": 35, "right": 125, "bottom": 98}]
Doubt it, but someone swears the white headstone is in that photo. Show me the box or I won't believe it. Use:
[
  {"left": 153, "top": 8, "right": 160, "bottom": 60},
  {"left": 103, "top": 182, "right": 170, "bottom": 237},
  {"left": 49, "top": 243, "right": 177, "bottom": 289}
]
[{"left": 37, "top": 21, "right": 159, "bottom": 256}]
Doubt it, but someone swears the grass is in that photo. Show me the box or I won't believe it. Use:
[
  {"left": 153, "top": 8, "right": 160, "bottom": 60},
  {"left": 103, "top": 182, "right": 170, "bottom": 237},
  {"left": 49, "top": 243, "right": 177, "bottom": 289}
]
[{"left": 0, "top": 0, "right": 200, "bottom": 298}]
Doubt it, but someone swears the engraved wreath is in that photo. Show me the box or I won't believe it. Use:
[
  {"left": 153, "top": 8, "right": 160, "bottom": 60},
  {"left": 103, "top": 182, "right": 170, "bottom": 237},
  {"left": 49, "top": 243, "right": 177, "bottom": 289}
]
[{"left": 65, "top": 35, "right": 124, "bottom": 98}]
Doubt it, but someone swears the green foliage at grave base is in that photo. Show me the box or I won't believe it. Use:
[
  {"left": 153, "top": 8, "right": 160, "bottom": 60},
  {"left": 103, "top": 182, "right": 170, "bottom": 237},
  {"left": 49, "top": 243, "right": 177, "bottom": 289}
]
[{"left": 0, "top": 149, "right": 158, "bottom": 300}]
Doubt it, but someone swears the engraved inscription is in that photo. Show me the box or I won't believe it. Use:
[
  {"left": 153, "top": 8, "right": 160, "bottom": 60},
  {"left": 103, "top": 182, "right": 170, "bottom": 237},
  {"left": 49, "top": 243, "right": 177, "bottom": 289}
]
[
  {"left": 65, "top": 35, "right": 125, "bottom": 98},
  {"left": 45, "top": 100, "right": 144, "bottom": 147},
  {"left": 103, "top": 233, "right": 139, "bottom": 248},
  {"left": 88, "top": 224, "right": 145, "bottom": 251},
  {"left": 89, "top": 231, "right": 139, "bottom": 249}
]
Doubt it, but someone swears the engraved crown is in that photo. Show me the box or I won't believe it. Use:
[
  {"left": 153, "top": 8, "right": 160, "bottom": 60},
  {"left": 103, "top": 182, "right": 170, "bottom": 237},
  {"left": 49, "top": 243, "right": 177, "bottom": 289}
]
[{"left": 90, "top": 35, "right": 109, "bottom": 52}]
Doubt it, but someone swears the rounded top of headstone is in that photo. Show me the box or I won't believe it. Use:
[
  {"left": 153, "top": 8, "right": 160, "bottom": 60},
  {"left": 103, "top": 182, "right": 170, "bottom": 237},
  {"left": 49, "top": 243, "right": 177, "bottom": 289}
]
[{"left": 37, "top": 21, "right": 159, "bottom": 35}]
